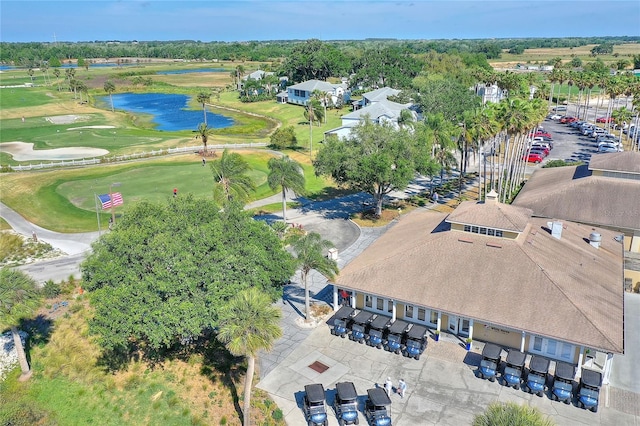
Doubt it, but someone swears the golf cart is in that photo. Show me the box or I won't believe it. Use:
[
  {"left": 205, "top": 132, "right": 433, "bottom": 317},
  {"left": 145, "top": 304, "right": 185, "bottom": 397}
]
[
  {"left": 349, "top": 311, "right": 374, "bottom": 344},
  {"left": 525, "top": 355, "right": 550, "bottom": 397},
  {"left": 577, "top": 368, "right": 603, "bottom": 412},
  {"left": 364, "top": 387, "right": 392, "bottom": 426},
  {"left": 402, "top": 324, "right": 428, "bottom": 360},
  {"left": 551, "top": 361, "right": 576, "bottom": 404},
  {"left": 366, "top": 315, "right": 391, "bottom": 349},
  {"left": 384, "top": 319, "right": 408, "bottom": 354},
  {"left": 502, "top": 349, "right": 526, "bottom": 390},
  {"left": 477, "top": 343, "right": 502, "bottom": 382},
  {"left": 303, "top": 383, "right": 328, "bottom": 426},
  {"left": 333, "top": 381, "right": 360, "bottom": 425},
  {"left": 329, "top": 306, "right": 355, "bottom": 338}
]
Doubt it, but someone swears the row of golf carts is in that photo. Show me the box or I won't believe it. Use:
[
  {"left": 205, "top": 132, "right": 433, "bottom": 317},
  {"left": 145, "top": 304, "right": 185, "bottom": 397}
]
[
  {"left": 329, "top": 306, "right": 428, "bottom": 360},
  {"left": 303, "top": 382, "right": 392, "bottom": 426},
  {"left": 477, "top": 343, "right": 603, "bottom": 412}
]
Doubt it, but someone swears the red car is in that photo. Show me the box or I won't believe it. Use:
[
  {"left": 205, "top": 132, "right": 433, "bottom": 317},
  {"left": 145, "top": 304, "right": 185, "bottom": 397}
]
[
  {"left": 560, "top": 116, "right": 578, "bottom": 124},
  {"left": 523, "top": 153, "right": 544, "bottom": 164},
  {"left": 533, "top": 131, "right": 552, "bottom": 139},
  {"left": 596, "top": 117, "right": 613, "bottom": 123}
]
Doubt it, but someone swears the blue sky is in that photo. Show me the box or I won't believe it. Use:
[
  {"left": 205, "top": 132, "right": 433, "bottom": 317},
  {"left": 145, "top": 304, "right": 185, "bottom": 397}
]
[{"left": 1, "top": 1, "right": 639, "bottom": 43}]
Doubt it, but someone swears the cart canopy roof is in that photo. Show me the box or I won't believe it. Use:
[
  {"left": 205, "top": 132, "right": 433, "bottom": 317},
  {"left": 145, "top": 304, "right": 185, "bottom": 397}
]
[
  {"left": 387, "top": 319, "right": 409, "bottom": 334},
  {"left": 505, "top": 349, "right": 526, "bottom": 367},
  {"left": 370, "top": 314, "right": 391, "bottom": 330},
  {"left": 406, "top": 324, "right": 428, "bottom": 340},
  {"left": 554, "top": 361, "right": 576, "bottom": 380},
  {"left": 482, "top": 343, "right": 502, "bottom": 360},
  {"left": 335, "top": 382, "right": 358, "bottom": 401},
  {"left": 327, "top": 306, "right": 355, "bottom": 326},
  {"left": 367, "top": 387, "right": 392, "bottom": 406},
  {"left": 305, "top": 384, "right": 326, "bottom": 403},
  {"left": 529, "top": 355, "right": 550, "bottom": 374},
  {"left": 581, "top": 368, "right": 603, "bottom": 388},
  {"left": 352, "top": 310, "right": 374, "bottom": 324}
]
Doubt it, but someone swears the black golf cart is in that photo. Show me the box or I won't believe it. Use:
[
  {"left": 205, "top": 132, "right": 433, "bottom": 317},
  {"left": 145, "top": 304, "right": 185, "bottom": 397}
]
[
  {"left": 366, "top": 315, "right": 391, "bottom": 349},
  {"left": 502, "top": 349, "right": 526, "bottom": 390},
  {"left": 577, "top": 368, "right": 603, "bottom": 413},
  {"left": 384, "top": 319, "right": 408, "bottom": 354},
  {"left": 364, "top": 387, "right": 392, "bottom": 426},
  {"left": 329, "top": 306, "right": 355, "bottom": 338},
  {"left": 551, "top": 361, "right": 576, "bottom": 404},
  {"left": 303, "top": 383, "right": 328, "bottom": 426},
  {"left": 333, "top": 381, "right": 360, "bottom": 425},
  {"left": 477, "top": 343, "right": 502, "bottom": 382},
  {"left": 349, "top": 311, "right": 374, "bottom": 344},
  {"left": 402, "top": 324, "right": 428, "bottom": 360},
  {"left": 525, "top": 355, "right": 550, "bottom": 397}
]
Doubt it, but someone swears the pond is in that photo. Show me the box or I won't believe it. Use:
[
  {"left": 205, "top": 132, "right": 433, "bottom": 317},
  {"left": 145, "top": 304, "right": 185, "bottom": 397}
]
[{"left": 100, "top": 93, "right": 234, "bottom": 132}]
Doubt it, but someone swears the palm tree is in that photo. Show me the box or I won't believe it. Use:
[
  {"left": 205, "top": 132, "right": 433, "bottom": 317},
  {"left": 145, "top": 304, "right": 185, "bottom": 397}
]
[
  {"left": 304, "top": 98, "right": 324, "bottom": 157},
  {"left": 217, "top": 288, "right": 282, "bottom": 426},
  {"left": 196, "top": 92, "right": 210, "bottom": 125},
  {"left": 104, "top": 80, "right": 116, "bottom": 112},
  {"left": 195, "top": 122, "right": 213, "bottom": 154},
  {"left": 267, "top": 156, "right": 306, "bottom": 221},
  {"left": 53, "top": 68, "right": 61, "bottom": 91},
  {"left": 612, "top": 106, "right": 633, "bottom": 143},
  {"left": 289, "top": 232, "right": 339, "bottom": 322},
  {"left": 210, "top": 149, "right": 255, "bottom": 206},
  {"left": 27, "top": 68, "right": 34, "bottom": 82},
  {"left": 0, "top": 268, "right": 42, "bottom": 381},
  {"left": 235, "top": 65, "right": 245, "bottom": 91}
]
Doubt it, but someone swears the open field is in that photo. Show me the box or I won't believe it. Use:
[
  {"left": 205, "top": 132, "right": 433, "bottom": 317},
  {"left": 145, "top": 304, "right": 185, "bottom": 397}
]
[{"left": 491, "top": 43, "right": 640, "bottom": 68}]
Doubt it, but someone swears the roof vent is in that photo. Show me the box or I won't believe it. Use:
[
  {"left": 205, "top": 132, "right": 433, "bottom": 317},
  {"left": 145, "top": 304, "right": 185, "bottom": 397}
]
[
  {"left": 547, "top": 221, "right": 563, "bottom": 240},
  {"left": 589, "top": 232, "right": 602, "bottom": 249},
  {"left": 486, "top": 189, "right": 498, "bottom": 204}
]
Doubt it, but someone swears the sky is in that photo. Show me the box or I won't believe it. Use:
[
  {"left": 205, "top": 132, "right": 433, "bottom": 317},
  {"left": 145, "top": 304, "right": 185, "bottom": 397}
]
[{"left": 1, "top": 1, "right": 639, "bottom": 43}]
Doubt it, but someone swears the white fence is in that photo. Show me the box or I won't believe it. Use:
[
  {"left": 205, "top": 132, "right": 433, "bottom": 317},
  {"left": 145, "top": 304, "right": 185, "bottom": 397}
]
[{"left": 8, "top": 143, "right": 267, "bottom": 171}]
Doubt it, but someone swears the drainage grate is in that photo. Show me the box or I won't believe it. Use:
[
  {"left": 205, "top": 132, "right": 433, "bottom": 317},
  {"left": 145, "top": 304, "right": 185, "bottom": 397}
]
[{"left": 308, "top": 361, "right": 330, "bottom": 373}]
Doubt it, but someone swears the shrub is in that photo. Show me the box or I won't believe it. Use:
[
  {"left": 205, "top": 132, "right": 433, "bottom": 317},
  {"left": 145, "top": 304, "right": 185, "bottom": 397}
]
[
  {"left": 269, "top": 126, "right": 298, "bottom": 149},
  {"left": 543, "top": 159, "right": 584, "bottom": 168},
  {"left": 473, "top": 402, "right": 554, "bottom": 426},
  {"left": 42, "top": 280, "right": 61, "bottom": 299},
  {"left": 272, "top": 409, "right": 283, "bottom": 420}
]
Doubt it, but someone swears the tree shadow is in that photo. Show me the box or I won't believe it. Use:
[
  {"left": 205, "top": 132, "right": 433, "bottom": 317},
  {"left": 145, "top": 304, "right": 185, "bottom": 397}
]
[{"left": 18, "top": 315, "right": 54, "bottom": 368}]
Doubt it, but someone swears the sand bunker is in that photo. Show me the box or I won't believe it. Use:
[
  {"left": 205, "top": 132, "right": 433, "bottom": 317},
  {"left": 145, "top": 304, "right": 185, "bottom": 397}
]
[
  {"left": 46, "top": 115, "right": 91, "bottom": 125},
  {"left": 0, "top": 142, "right": 108, "bottom": 161}
]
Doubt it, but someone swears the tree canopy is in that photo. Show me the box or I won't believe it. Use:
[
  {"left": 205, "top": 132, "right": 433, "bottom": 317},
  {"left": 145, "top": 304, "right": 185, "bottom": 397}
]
[
  {"left": 81, "top": 196, "right": 296, "bottom": 361},
  {"left": 314, "top": 120, "right": 429, "bottom": 216}
]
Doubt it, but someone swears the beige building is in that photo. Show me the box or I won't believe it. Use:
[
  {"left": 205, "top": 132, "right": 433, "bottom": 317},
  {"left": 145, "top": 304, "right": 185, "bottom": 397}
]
[
  {"left": 512, "top": 152, "right": 640, "bottom": 291},
  {"left": 332, "top": 192, "right": 624, "bottom": 383}
]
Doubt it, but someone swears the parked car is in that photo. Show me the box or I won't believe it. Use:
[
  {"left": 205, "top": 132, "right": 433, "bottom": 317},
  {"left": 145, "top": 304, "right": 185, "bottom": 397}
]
[
  {"left": 349, "top": 310, "right": 374, "bottom": 344},
  {"left": 531, "top": 141, "right": 551, "bottom": 151},
  {"left": 477, "top": 343, "right": 502, "bottom": 382},
  {"left": 577, "top": 369, "right": 603, "bottom": 413},
  {"left": 402, "top": 324, "right": 428, "bottom": 360},
  {"left": 329, "top": 306, "right": 355, "bottom": 338},
  {"left": 384, "top": 320, "right": 408, "bottom": 354},
  {"left": 523, "top": 153, "right": 545, "bottom": 163},
  {"left": 529, "top": 148, "right": 549, "bottom": 158},
  {"left": 502, "top": 350, "right": 526, "bottom": 390},
  {"left": 524, "top": 356, "right": 550, "bottom": 397},
  {"left": 364, "top": 388, "right": 392, "bottom": 426},
  {"left": 560, "top": 116, "right": 578, "bottom": 124},
  {"left": 548, "top": 113, "right": 562, "bottom": 120},
  {"left": 551, "top": 362, "right": 576, "bottom": 404},
  {"left": 552, "top": 106, "right": 567, "bottom": 112},
  {"left": 532, "top": 131, "right": 552, "bottom": 139},
  {"left": 598, "top": 143, "right": 622, "bottom": 153},
  {"left": 596, "top": 116, "right": 613, "bottom": 123},
  {"left": 366, "top": 314, "right": 391, "bottom": 349},
  {"left": 333, "top": 382, "right": 360, "bottom": 425}
]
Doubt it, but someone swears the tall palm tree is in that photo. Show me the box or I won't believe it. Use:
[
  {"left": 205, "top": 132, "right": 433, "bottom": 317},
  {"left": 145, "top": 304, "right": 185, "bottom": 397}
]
[
  {"left": 0, "top": 268, "right": 42, "bottom": 381},
  {"left": 235, "top": 65, "right": 245, "bottom": 91},
  {"left": 196, "top": 92, "right": 210, "bottom": 125},
  {"left": 267, "top": 156, "right": 306, "bottom": 221},
  {"left": 612, "top": 106, "right": 633, "bottom": 143},
  {"left": 27, "top": 68, "right": 34, "bottom": 82},
  {"left": 53, "top": 68, "right": 61, "bottom": 91},
  {"left": 104, "top": 80, "right": 116, "bottom": 112},
  {"left": 195, "top": 122, "right": 213, "bottom": 154},
  {"left": 289, "top": 232, "right": 339, "bottom": 322},
  {"left": 304, "top": 98, "right": 324, "bottom": 157},
  {"left": 217, "top": 288, "right": 282, "bottom": 426},
  {"left": 210, "top": 149, "right": 255, "bottom": 206}
]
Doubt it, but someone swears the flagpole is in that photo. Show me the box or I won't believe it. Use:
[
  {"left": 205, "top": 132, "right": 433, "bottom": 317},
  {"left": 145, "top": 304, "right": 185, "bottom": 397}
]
[
  {"left": 94, "top": 193, "right": 102, "bottom": 237},
  {"left": 109, "top": 182, "right": 121, "bottom": 226}
]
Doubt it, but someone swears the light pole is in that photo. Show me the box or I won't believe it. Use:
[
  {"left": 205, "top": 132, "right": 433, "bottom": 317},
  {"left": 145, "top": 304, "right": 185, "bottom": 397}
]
[{"left": 109, "top": 182, "right": 121, "bottom": 226}]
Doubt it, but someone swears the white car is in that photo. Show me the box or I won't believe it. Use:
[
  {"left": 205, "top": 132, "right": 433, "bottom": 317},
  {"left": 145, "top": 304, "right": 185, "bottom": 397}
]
[
  {"left": 549, "top": 113, "right": 562, "bottom": 120},
  {"left": 598, "top": 143, "right": 623, "bottom": 153}
]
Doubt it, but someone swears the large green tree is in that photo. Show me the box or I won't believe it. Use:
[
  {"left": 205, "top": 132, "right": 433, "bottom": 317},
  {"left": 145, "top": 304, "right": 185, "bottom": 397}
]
[
  {"left": 280, "top": 39, "right": 350, "bottom": 82},
  {"left": 350, "top": 46, "right": 422, "bottom": 89},
  {"left": 0, "top": 268, "right": 42, "bottom": 381},
  {"left": 289, "top": 232, "right": 339, "bottom": 322},
  {"left": 267, "top": 156, "right": 306, "bottom": 221},
  {"left": 210, "top": 149, "right": 256, "bottom": 206},
  {"left": 217, "top": 288, "right": 282, "bottom": 426},
  {"left": 81, "top": 196, "right": 295, "bottom": 362},
  {"left": 314, "top": 120, "right": 428, "bottom": 216},
  {"left": 414, "top": 78, "right": 482, "bottom": 123}
]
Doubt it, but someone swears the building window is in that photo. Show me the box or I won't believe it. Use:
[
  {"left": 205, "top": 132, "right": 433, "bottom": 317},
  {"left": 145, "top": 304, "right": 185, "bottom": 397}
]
[
  {"left": 418, "top": 308, "right": 426, "bottom": 321},
  {"left": 495, "top": 230, "right": 503, "bottom": 237},
  {"left": 387, "top": 300, "right": 393, "bottom": 313},
  {"left": 376, "top": 298, "right": 384, "bottom": 311},
  {"left": 488, "top": 229, "right": 495, "bottom": 236},
  {"left": 529, "top": 336, "right": 575, "bottom": 363},
  {"left": 365, "top": 295, "right": 372, "bottom": 308},
  {"left": 464, "top": 225, "right": 471, "bottom": 232},
  {"left": 405, "top": 305, "right": 414, "bottom": 318},
  {"left": 561, "top": 343, "right": 572, "bottom": 360},
  {"left": 471, "top": 226, "right": 479, "bottom": 233},
  {"left": 533, "top": 336, "right": 543, "bottom": 352},
  {"left": 430, "top": 311, "right": 438, "bottom": 325},
  {"left": 294, "top": 89, "right": 300, "bottom": 97}
]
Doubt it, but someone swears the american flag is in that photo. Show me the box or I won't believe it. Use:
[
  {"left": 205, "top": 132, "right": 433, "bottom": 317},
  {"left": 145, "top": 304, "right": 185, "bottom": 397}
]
[{"left": 98, "top": 192, "right": 124, "bottom": 210}]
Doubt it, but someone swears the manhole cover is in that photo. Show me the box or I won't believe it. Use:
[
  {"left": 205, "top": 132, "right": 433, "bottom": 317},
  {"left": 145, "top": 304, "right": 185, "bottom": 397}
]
[{"left": 308, "top": 361, "right": 329, "bottom": 373}]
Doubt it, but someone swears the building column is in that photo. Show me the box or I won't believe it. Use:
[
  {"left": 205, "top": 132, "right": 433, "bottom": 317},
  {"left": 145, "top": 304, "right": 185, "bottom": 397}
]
[
  {"left": 332, "top": 286, "right": 339, "bottom": 311},
  {"left": 436, "top": 312, "right": 442, "bottom": 333},
  {"left": 520, "top": 331, "right": 526, "bottom": 353},
  {"left": 603, "top": 353, "right": 614, "bottom": 385},
  {"left": 350, "top": 292, "right": 356, "bottom": 309},
  {"left": 391, "top": 301, "right": 396, "bottom": 322},
  {"left": 468, "top": 319, "right": 474, "bottom": 340},
  {"left": 577, "top": 346, "right": 585, "bottom": 368}
]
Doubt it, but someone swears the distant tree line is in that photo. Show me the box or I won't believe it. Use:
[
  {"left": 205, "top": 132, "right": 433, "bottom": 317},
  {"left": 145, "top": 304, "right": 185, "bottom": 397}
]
[{"left": 1, "top": 36, "right": 638, "bottom": 68}]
